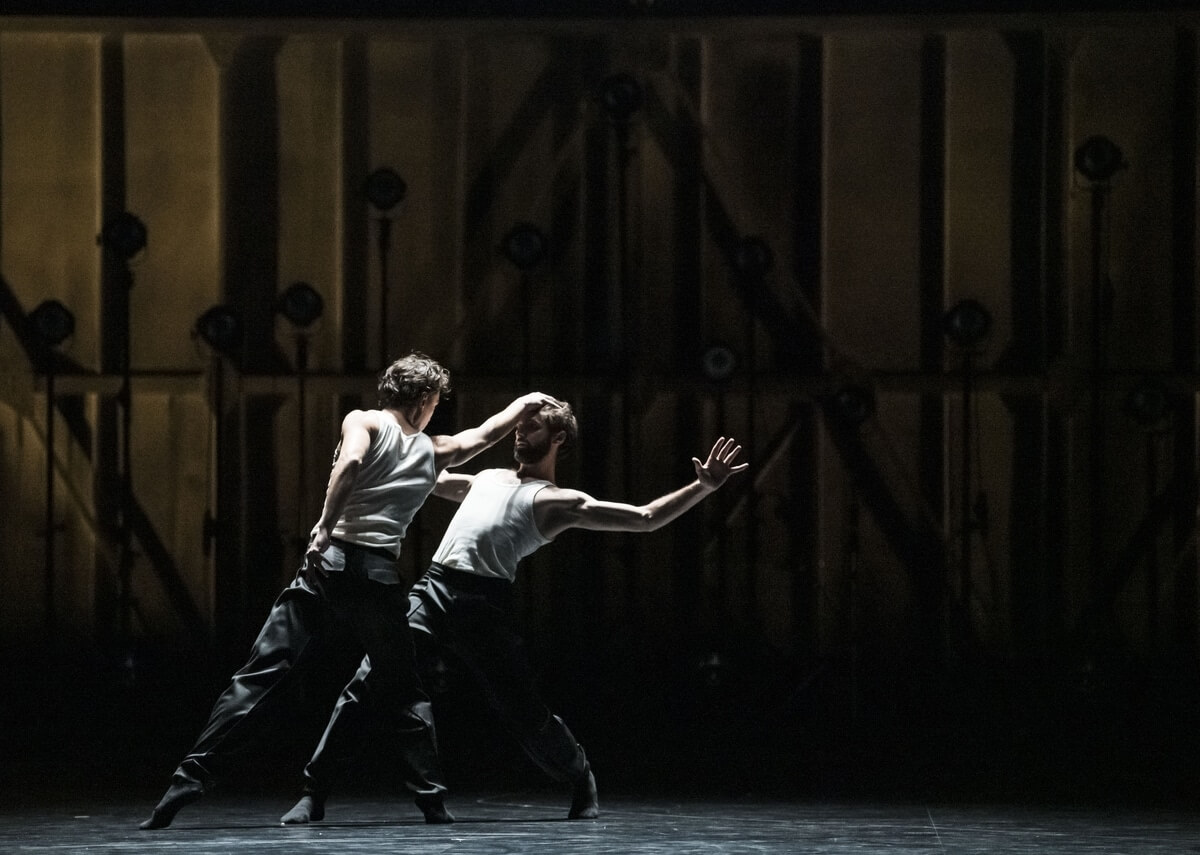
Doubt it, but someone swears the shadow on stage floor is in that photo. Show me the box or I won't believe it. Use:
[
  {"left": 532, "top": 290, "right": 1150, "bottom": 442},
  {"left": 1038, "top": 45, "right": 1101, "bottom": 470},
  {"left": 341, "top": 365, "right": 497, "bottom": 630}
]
[
  {"left": 3, "top": 643, "right": 1200, "bottom": 852},
  {"left": 2, "top": 779, "right": 1200, "bottom": 854}
]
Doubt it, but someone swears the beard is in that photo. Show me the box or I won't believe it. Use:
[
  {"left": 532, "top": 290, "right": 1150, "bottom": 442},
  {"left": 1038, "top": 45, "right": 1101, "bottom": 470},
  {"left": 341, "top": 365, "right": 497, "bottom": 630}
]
[{"left": 513, "top": 434, "right": 552, "bottom": 465}]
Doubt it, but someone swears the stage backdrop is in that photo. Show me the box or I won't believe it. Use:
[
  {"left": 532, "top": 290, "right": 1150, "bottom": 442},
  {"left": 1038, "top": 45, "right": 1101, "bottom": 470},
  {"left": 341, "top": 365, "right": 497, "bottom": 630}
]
[{"left": 0, "top": 10, "right": 1198, "bottom": 745}]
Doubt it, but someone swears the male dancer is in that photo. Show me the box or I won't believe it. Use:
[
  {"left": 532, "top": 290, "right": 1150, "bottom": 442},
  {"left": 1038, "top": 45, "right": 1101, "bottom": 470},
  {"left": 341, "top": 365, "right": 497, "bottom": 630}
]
[
  {"left": 140, "top": 351, "right": 551, "bottom": 830},
  {"left": 281, "top": 398, "right": 747, "bottom": 824}
]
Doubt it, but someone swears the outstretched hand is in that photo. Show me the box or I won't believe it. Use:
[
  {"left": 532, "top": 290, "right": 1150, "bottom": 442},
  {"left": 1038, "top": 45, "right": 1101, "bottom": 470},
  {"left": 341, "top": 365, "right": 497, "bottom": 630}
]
[{"left": 693, "top": 437, "right": 749, "bottom": 490}]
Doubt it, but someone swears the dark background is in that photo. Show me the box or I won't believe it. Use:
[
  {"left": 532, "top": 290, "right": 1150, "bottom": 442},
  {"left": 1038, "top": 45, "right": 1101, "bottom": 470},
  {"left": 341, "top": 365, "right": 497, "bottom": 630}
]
[{"left": 3, "top": 0, "right": 1200, "bottom": 811}]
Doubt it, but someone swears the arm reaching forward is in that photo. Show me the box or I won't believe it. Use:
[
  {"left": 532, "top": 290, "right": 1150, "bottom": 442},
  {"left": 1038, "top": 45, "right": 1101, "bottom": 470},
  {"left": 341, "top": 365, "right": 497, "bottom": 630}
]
[
  {"left": 432, "top": 470, "right": 476, "bottom": 503},
  {"left": 534, "top": 437, "right": 748, "bottom": 539},
  {"left": 431, "top": 392, "right": 556, "bottom": 471}
]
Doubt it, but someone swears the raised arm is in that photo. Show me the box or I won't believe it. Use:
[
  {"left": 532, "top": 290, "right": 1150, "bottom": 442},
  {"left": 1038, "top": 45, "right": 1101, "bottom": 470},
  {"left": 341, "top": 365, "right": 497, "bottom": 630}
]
[
  {"left": 535, "top": 437, "right": 748, "bottom": 539},
  {"left": 432, "top": 470, "right": 476, "bottom": 503},
  {"left": 431, "top": 392, "right": 556, "bottom": 471},
  {"left": 308, "top": 409, "right": 376, "bottom": 556}
]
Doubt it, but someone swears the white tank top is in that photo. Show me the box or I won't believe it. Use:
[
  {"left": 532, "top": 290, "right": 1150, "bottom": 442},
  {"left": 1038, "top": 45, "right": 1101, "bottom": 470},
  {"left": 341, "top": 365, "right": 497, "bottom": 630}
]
[
  {"left": 432, "top": 468, "right": 552, "bottom": 581},
  {"left": 331, "top": 416, "right": 436, "bottom": 557}
]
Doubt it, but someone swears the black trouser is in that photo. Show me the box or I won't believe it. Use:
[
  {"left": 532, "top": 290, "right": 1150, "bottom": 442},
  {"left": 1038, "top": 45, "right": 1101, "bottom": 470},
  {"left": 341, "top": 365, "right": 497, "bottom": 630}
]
[
  {"left": 409, "top": 564, "right": 589, "bottom": 784},
  {"left": 174, "top": 542, "right": 444, "bottom": 798},
  {"left": 303, "top": 563, "right": 588, "bottom": 794}
]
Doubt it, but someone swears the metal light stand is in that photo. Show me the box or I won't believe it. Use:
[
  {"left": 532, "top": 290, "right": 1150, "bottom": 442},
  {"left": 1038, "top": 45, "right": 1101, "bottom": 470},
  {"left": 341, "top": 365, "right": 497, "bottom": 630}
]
[
  {"left": 702, "top": 345, "right": 738, "bottom": 606},
  {"left": 297, "top": 332, "right": 309, "bottom": 523},
  {"left": 733, "top": 237, "right": 773, "bottom": 625},
  {"left": 600, "top": 73, "right": 642, "bottom": 610},
  {"left": 29, "top": 299, "right": 76, "bottom": 637},
  {"left": 1073, "top": 136, "right": 1125, "bottom": 645},
  {"left": 1087, "top": 180, "right": 1111, "bottom": 626},
  {"left": 501, "top": 222, "right": 548, "bottom": 389},
  {"left": 196, "top": 304, "right": 241, "bottom": 565},
  {"left": 202, "top": 351, "right": 226, "bottom": 560},
  {"left": 99, "top": 212, "right": 147, "bottom": 663},
  {"left": 364, "top": 167, "right": 406, "bottom": 369},
  {"left": 501, "top": 222, "right": 548, "bottom": 618},
  {"left": 831, "top": 384, "right": 875, "bottom": 728},
  {"left": 118, "top": 263, "right": 135, "bottom": 647},
  {"left": 846, "top": 479, "right": 862, "bottom": 726},
  {"left": 1123, "top": 382, "right": 1172, "bottom": 653},
  {"left": 960, "top": 345, "right": 976, "bottom": 611},
  {"left": 943, "top": 298, "right": 992, "bottom": 644},
  {"left": 376, "top": 215, "right": 393, "bottom": 370},
  {"left": 276, "top": 282, "right": 324, "bottom": 568},
  {"left": 45, "top": 362, "right": 57, "bottom": 632}
]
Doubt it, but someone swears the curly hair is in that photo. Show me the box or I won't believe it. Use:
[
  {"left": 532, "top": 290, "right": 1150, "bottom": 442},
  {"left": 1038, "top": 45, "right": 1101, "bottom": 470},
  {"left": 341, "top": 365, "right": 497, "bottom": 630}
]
[
  {"left": 539, "top": 398, "right": 578, "bottom": 455},
  {"left": 377, "top": 352, "right": 452, "bottom": 409}
]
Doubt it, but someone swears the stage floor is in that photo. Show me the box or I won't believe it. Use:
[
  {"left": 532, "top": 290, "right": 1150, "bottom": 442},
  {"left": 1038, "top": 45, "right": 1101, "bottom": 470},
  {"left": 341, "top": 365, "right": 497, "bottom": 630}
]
[{"left": 2, "top": 788, "right": 1199, "bottom": 854}]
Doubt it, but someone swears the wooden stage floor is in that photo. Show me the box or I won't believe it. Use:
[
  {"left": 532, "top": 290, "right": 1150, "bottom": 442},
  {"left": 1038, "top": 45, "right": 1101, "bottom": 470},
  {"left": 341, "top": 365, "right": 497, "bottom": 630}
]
[{"left": 2, "top": 787, "right": 1199, "bottom": 854}]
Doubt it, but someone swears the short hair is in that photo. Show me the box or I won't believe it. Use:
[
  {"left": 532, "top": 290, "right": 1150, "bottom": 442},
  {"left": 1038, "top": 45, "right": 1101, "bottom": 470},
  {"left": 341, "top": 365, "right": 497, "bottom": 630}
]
[
  {"left": 540, "top": 398, "right": 578, "bottom": 455},
  {"left": 377, "top": 352, "right": 452, "bottom": 409}
]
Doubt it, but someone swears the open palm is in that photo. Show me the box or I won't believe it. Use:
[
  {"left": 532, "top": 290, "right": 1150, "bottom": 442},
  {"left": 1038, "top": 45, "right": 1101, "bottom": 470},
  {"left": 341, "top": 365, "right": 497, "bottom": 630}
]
[{"left": 693, "top": 437, "right": 749, "bottom": 489}]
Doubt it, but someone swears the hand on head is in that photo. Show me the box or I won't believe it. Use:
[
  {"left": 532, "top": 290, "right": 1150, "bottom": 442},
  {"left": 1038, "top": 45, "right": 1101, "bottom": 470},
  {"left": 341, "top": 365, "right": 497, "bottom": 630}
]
[
  {"left": 518, "top": 392, "right": 563, "bottom": 416},
  {"left": 693, "top": 437, "right": 749, "bottom": 490}
]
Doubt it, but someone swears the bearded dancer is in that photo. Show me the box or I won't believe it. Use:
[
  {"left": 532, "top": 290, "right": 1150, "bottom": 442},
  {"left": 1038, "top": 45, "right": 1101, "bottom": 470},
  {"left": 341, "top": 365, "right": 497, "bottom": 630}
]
[{"left": 281, "top": 397, "right": 747, "bottom": 824}]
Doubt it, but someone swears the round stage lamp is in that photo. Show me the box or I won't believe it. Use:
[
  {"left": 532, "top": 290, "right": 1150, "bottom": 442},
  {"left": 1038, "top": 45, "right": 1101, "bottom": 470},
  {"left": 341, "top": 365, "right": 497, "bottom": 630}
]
[
  {"left": 600, "top": 73, "right": 643, "bottom": 122},
  {"left": 1074, "top": 136, "right": 1125, "bottom": 183},
  {"left": 1123, "top": 381, "right": 1171, "bottom": 429},
  {"left": 194, "top": 305, "right": 241, "bottom": 355},
  {"left": 943, "top": 299, "right": 992, "bottom": 350},
  {"left": 99, "top": 212, "right": 148, "bottom": 260},
  {"left": 28, "top": 299, "right": 75, "bottom": 347},
  {"left": 702, "top": 345, "right": 738, "bottom": 382},
  {"left": 830, "top": 384, "right": 875, "bottom": 428},
  {"left": 731, "top": 236, "right": 773, "bottom": 283},
  {"left": 501, "top": 222, "right": 548, "bottom": 271},
  {"left": 364, "top": 167, "right": 407, "bottom": 213},
  {"left": 276, "top": 281, "right": 324, "bottom": 329}
]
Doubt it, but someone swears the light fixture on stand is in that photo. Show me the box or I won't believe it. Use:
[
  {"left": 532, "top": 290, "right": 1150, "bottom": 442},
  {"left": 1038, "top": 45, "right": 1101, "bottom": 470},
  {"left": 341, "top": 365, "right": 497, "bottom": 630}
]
[
  {"left": 98, "top": 211, "right": 147, "bottom": 661},
  {"left": 276, "top": 281, "right": 324, "bottom": 557},
  {"left": 1075, "top": 135, "right": 1125, "bottom": 636},
  {"left": 364, "top": 167, "right": 407, "bottom": 368},
  {"left": 193, "top": 304, "right": 242, "bottom": 559},
  {"left": 28, "top": 299, "right": 75, "bottom": 635},
  {"left": 827, "top": 380, "right": 875, "bottom": 724},
  {"left": 599, "top": 72, "right": 644, "bottom": 604},
  {"left": 702, "top": 342, "right": 739, "bottom": 617},
  {"left": 729, "top": 234, "right": 773, "bottom": 626},
  {"left": 1123, "top": 379, "right": 1173, "bottom": 651},
  {"left": 943, "top": 297, "right": 992, "bottom": 622},
  {"left": 501, "top": 222, "right": 548, "bottom": 388}
]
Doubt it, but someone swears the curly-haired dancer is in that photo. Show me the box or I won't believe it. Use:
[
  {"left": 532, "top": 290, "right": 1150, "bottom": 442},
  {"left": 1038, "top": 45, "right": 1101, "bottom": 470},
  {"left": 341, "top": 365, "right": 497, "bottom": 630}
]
[
  {"left": 140, "top": 353, "right": 552, "bottom": 830},
  {"left": 281, "top": 398, "right": 748, "bottom": 823}
]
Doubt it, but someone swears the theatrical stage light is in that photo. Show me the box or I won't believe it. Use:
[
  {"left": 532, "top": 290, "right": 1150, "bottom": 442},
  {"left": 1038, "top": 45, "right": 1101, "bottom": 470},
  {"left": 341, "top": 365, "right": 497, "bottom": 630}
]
[
  {"left": 1123, "top": 381, "right": 1171, "bottom": 429},
  {"left": 195, "top": 305, "right": 242, "bottom": 355},
  {"left": 99, "top": 212, "right": 148, "bottom": 259},
  {"left": 364, "top": 167, "right": 407, "bottom": 213},
  {"left": 600, "top": 73, "right": 643, "bottom": 122},
  {"left": 276, "top": 281, "right": 324, "bottom": 329},
  {"left": 943, "top": 298, "right": 992, "bottom": 350},
  {"left": 731, "top": 236, "right": 774, "bottom": 282},
  {"left": 830, "top": 384, "right": 875, "bottom": 428},
  {"left": 28, "top": 299, "right": 75, "bottom": 347},
  {"left": 30, "top": 298, "right": 75, "bottom": 636},
  {"left": 702, "top": 345, "right": 738, "bottom": 382},
  {"left": 501, "top": 222, "right": 548, "bottom": 271},
  {"left": 1074, "top": 136, "right": 1126, "bottom": 183}
]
